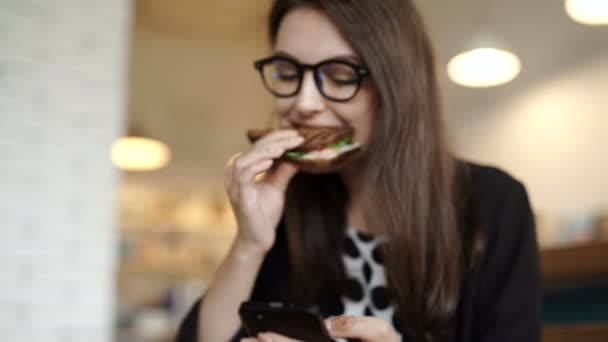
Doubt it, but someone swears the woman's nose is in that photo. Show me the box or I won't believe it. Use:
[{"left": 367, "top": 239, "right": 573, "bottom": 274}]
[{"left": 294, "top": 71, "right": 325, "bottom": 119}]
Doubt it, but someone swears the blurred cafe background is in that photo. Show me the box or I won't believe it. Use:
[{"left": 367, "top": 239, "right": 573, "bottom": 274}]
[{"left": 0, "top": 0, "right": 607, "bottom": 341}]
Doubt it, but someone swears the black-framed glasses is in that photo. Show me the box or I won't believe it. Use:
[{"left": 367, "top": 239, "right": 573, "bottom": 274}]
[{"left": 253, "top": 55, "right": 369, "bottom": 102}]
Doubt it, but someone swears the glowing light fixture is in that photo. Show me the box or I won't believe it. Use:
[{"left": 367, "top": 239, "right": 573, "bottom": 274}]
[
  {"left": 447, "top": 0, "right": 522, "bottom": 88},
  {"left": 111, "top": 130, "right": 171, "bottom": 172},
  {"left": 565, "top": 0, "right": 608, "bottom": 25},
  {"left": 448, "top": 47, "right": 522, "bottom": 88}
]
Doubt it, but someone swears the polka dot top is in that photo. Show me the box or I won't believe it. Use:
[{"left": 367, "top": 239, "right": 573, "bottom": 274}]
[
  {"left": 337, "top": 227, "right": 399, "bottom": 342},
  {"left": 338, "top": 227, "right": 402, "bottom": 341}
]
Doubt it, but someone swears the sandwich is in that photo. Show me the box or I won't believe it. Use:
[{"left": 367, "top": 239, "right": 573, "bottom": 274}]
[{"left": 246, "top": 126, "right": 362, "bottom": 173}]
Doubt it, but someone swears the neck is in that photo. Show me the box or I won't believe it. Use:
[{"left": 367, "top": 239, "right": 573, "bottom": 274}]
[
  {"left": 340, "top": 166, "right": 361, "bottom": 198},
  {"left": 340, "top": 165, "right": 368, "bottom": 233}
]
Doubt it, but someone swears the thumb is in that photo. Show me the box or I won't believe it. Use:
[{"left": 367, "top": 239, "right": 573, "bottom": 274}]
[
  {"left": 325, "top": 316, "right": 398, "bottom": 342},
  {"left": 263, "top": 161, "right": 298, "bottom": 191}
]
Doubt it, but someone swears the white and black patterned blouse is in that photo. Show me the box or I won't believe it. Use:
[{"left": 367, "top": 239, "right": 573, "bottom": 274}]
[{"left": 334, "top": 227, "right": 402, "bottom": 342}]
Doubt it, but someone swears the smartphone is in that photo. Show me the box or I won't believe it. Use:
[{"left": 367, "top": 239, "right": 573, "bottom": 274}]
[{"left": 239, "top": 301, "right": 334, "bottom": 342}]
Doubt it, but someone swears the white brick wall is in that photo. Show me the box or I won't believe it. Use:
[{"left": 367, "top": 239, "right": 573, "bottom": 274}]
[{"left": 0, "top": 1, "right": 131, "bottom": 341}]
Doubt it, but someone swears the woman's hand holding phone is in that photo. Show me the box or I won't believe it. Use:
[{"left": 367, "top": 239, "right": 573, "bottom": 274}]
[{"left": 240, "top": 316, "right": 400, "bottom": 342}]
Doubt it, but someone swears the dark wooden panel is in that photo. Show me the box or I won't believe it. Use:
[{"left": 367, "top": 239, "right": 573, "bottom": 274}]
[
  {"left": 543, "top": 323, "right": 608, "bottom": 342},
  {"left": 541, "top": 242, "right": 608, "bottom": 284}
]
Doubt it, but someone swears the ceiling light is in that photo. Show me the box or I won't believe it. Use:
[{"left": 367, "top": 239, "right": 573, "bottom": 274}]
[
  {"left": 565, "top": 0, "right": 608, "bottom": 25},
  {"left": 448, "top": 47, "right": 522, "bottom": 88},
  {"left": 111, "top": 136, "right": 171, "bottom": 171}
]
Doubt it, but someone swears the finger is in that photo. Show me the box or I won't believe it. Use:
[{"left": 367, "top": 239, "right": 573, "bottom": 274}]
[
  {"left": 227, "top": 151, "right": 243, "bottom": 167},
  {"left": 230, "top": 149, "right": 273, "bottom": 197},
  {"left": 228, "top": 133, "right": 304, "bottom": 195},
  {"left": 240, "top": 338, "right": 258, "bottom": 342},
  {"left": 235, "top": 145, "right": 288, "bottom": 172},
  {"left": 326, "top": 316, "right": 398, "bottom": 342},
  {"left": 234, "top": 135, "right": 304, "bottom": 181},
  {"left": 261, "top": 161, "right": 299, "bottom": 191},
  {"left": 238, "top": 134, "right": 305, "bottom": 171},
  {"left": 224, "top": 152, "right": 242, "bottom": 192},
  {"left": 238, "top": 159, "right": 275, "bottom": 185},
  {"left": 259, "top": 332, "right": 305, "bottom": 342}
]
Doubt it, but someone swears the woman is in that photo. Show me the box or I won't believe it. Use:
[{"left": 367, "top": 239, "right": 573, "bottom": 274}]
[{"left": 177, "top": 0, "right": 542, "bottom": 341}]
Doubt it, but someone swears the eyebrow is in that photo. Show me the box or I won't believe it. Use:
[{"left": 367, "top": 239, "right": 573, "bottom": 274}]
[{"left": 273, "top": 50, "right": 363, "bottom": 64}]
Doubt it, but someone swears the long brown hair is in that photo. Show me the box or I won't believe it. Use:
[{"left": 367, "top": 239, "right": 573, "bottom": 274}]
[{"left": 269, "top": 1, "right": 465, "bottom": 340}]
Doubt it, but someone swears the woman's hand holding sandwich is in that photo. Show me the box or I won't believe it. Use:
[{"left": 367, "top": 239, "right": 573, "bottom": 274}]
[{"left": 225, "top": 129, "right": 304, "bottom": 256}]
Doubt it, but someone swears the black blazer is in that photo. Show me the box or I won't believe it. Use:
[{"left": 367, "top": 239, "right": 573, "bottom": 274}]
[{"left": 176, "top": 163, "right": 542, "bottom": 341}]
